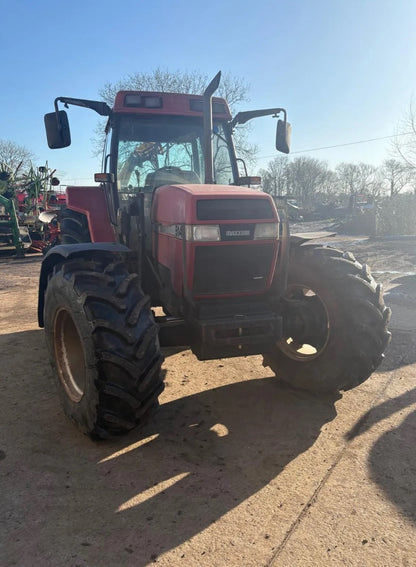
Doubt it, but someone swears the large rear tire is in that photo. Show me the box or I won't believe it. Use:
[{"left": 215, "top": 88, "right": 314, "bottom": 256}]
[
  {"left": 44, "top": 254, "right": 164, "bottom": 438},
  {"left": 263, "top": 245, "right": 391, "bottom": 393},
  {"left": 60, "top": 209, "right": 91, "bottom": 244}
]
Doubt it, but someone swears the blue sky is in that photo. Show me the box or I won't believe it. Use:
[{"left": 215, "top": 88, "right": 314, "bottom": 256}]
[{"left": 1, "top": 0, "right": 415, "bottom": 185}]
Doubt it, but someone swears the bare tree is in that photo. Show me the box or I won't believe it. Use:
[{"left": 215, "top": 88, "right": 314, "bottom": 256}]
[
  {"left": 259, "top": 155, "right": 289, "bottom": 196},
  {"left": 285, "top": 157, "right": 330, "bottom": 209},
  {"left": 381, "top": 159, "right": 412, "bottom": 197},
  {"left": 318, "top": 169, "right": 340, "bottom": 199},
  {"left": 95, "top": 68, "right": 257, "bottom": 162},
  {"left": 393, "top": 99, "right": 416, "bottom": 169},
  {"left": 99, "top": 68, "right": 249, "bottom": 112},
  {"left": 260, "top": 156, "right": 339, "bottom": 207},
  {"left": 357, "top": 163, "right": 384, "bottom": 199},
  {"left": 336, "top": 162, "right": 362, "bottom": 194},
  {"left": 0, "top": 139, "right": 34, "bottom": 175},
  {"left": 336, "top": 161, "right": 383, "bottom": 199}
]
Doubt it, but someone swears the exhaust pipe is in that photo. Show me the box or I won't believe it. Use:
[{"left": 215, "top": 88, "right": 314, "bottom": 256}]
[{"left": 203, "top": 71, "right": 221, "bottom": 184}]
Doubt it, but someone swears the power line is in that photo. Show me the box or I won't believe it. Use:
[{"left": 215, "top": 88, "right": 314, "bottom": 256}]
[
  {"left": 259, "top": 131, "right": 414, "bottom": 160},
  {"left": 58, "top": 132, "right": 414, "bottom": 182}
]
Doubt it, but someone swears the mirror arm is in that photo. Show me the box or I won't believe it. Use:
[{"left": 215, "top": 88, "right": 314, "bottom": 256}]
[
  {"left": 230, "top": 108, "right": 286, "bottom": 129},
  {"left": 54, "top": 97, "right": 112, "bottom": 117}
]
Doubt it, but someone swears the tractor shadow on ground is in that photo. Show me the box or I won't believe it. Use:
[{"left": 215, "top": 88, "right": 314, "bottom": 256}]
[
  {"left": 1, "top": 328, "right": 340, "bottom": 565},
  {"left": 1, "top": 325, "right": 415, "bottom": 565},
  {"left": 346, "top": 388, "right": 416, "bottom": 526},
  {"left": 101, "top": 379, "right": 339, "bottom": 562},
  {"left": 347, "top": 325, "right": 416, "bottom": 526},
  {"left": 368, "top": 405, "right": 416, "bottom": 525}
]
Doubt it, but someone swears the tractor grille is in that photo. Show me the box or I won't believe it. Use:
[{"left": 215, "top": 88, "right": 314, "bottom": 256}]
[
  {"left": 197, "top": 199, "right": 274, "bottom": 221},
  {"left": 193, "top": 244, "right": 275, "bottom": 295}
]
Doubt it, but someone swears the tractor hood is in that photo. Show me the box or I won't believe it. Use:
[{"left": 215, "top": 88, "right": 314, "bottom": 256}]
[
  {"left": 152, "top": 184, "right": 278, "bottom": 225},
  {"left": 151, "top": 183, "right": 280, "bottom": 302}
]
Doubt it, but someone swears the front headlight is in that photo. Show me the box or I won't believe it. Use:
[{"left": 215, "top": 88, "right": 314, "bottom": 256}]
[
  {"left": 185, "top": 224, "right": 221, "bottom": 241},
  {"left": 254, "top": 222, "right": 279, "bottom": 239}
]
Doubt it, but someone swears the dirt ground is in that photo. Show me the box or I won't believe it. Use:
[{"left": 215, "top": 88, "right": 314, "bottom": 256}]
[{"left": 1, "top": 226, "right": 415, "bottom": 567}]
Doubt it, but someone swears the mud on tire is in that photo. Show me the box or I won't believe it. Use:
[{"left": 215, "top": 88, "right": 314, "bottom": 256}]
[
  {"left": 44, "top": 254, "right": 164, "bottom": 438},
  {"left": 263, "top": 244, "right": 391, "bottom": 393}
]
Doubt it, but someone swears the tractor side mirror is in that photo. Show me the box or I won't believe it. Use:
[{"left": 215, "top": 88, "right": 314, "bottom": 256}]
[
  {"left": 276, "top": 119, "right": 291, "bottom": 154},
  {"left": 44, "top": 110, "right": 71, "bottom": 149}
]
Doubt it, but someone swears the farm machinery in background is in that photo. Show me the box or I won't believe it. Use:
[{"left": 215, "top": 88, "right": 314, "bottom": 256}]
[
  {"left": 0, "top": 165, "right": 30, "bottom": 254},
  {"left": 0, "top": 193, "right": 29, "bottom": 255},
  {"left": 0, "top": 162, "right": 64, "bottom": 255}
]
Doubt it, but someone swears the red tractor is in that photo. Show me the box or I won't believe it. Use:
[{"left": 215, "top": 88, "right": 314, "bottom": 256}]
[{"left": 39, "top": 72, "right": 390, "bottom": 439}]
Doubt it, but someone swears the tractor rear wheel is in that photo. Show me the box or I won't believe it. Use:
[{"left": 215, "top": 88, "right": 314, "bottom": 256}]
[
  {"left": 44, "top": 255, "right": 164, "bottom": 438},
  {"left": 60, "top": 209, "right": 91, "bottom": 244},
  {"left": 263, "top": 245, "right": 391, "bottom": 393}
]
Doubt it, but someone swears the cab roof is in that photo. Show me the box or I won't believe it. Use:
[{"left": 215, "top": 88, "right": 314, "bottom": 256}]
[{"left": 113, "top": 91, "right": 232, "bottom": 120}]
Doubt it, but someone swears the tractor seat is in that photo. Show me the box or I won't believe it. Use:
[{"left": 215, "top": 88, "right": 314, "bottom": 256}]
[{"left": 144, "top": 168, "right": 201, "bottom": 191}]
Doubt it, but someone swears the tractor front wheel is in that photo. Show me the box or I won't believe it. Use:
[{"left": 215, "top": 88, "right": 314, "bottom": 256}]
[
  {"left": 263, "top": 245, "right": 391, "bottom": 393},
  {"left": 44, "top": 255, "right": 164, "bottom": 438}
]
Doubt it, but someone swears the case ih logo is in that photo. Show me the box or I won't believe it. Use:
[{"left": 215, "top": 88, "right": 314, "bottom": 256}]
[
  {"left": 221, "top": 224, "right": 254, "bottom": 240},
  {"left": 225, "top": 229, "right": 250, "bottom": 237}
]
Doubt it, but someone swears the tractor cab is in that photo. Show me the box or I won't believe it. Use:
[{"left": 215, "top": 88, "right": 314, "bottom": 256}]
[{"left": 112, "top": 93, "right": 235, "bottom": 196}]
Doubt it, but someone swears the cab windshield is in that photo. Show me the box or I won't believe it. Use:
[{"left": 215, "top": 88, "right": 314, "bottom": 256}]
[{"left": 116, "top": 115, "right": 235, "bottom": 192}]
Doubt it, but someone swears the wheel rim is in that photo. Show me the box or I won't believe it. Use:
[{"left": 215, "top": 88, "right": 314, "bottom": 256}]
[
  {"left": 278, "top": 283, "right": 330, "bottom": 361},
  {"left": 53, "top": 308, "right": 86, "bottom": 402}
]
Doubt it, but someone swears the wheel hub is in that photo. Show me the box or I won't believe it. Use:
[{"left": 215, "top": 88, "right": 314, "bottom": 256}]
[
  {"left": 53, "top": 308, "right": 86, "bottom": 402},
  {"left": 279, "top": 283, "right": 329, "bottom": 361}
]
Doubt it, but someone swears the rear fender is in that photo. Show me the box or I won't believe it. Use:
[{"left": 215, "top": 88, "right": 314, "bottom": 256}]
[
  {"left": 38, "top": 243, "right": 130, "bottom": 327},
  {"left": 66, "top": 185, "right": 115, "bottom": 242}
]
